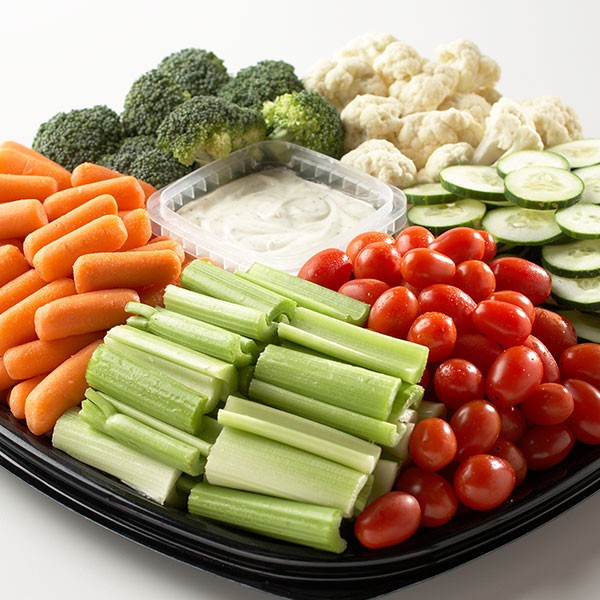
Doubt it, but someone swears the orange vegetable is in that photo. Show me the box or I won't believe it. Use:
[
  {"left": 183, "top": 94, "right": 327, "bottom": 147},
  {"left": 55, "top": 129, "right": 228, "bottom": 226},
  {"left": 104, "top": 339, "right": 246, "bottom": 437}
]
[
  {"left": 0, "top": 147, "right": 71, "bottom": 190},
  {"left": 0, "top": 238, "right": 24, "bottom": 252},
  {"left": 0, "top": 278, "right": 76, "bottom": 354},
  {"left": 71, "top": 162, "right": 157, "bottom": 200},
  {"left": 137, "top": 283, "right": 168, "bottom": 308},
  {"left": 118, "top": 208, "right": 153, "bottom": 251},
  {"left": 8, "top": 374, "right": 47, "bottom": 420},
  {"left": 23, "top": 194, "right": 118, "bottom": 264},
  {"left": 0, "top": 199, "right": 48, "bottom": 239},
  {"left": 0, "top": 357, "right": 18, "bottom": 391},
  {"left": 0, "top": 269, "right": 46, "bottom": 314},
  {"left": 130, "top": 239, "right": 185, "bottom": 263},
  {"left": 44, "top": 176, "right": 145, "bottom": 220},
  {"left": 0, "top": 173, "right": 58, "bottom": 203},
  {"left": 0, "top": 244, "right": 29, "bottom": 287},
  {"left": 33, "top": 214, "right": 128, "bottom": 282},
  {"left": 25, "top": 339, "right": 103, "bottom": 435},
  {"left": 34, "top": 288, "right": 139, "bottom": 341}
]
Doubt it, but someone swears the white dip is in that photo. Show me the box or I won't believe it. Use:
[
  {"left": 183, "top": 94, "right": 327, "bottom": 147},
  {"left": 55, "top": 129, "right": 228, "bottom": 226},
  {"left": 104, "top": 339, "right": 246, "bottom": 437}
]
[{"left": 177, "top": 167, "right": 376, "bottom": 256}]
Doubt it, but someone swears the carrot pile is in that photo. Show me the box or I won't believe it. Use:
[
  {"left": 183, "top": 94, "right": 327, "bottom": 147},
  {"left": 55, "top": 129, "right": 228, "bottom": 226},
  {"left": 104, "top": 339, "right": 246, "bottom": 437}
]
[{"left": 0, "top": 141, "right": 187, "bottom": 436}]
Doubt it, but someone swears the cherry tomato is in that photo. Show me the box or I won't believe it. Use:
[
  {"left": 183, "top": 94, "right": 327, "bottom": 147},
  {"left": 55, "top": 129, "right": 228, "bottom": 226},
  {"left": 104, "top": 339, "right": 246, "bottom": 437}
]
[
  {"left": 530, "top": 307, "right": 578, "bottom": 360},
  {"left": 433, "top": 358, "right": 485, "bottom": 410},
  {"left": 354, "top": 491, "right": 421, "bottom": 549},
  {"left": 476, "top": 229, "right": 497, "bottom": 263},
  {"left": 489, "top": 290, "right": 535, "bottom": 324},
  {"left": 564, "top": 378, "right": 600, "bottom": 444},
  {"left": 337, "top": 278, "right": 390, "bottom": 306},
  {"left": 453, "top": 454, "right": 515, "bottom": 511},
  {"left": 521, "top": 382, "right": 574, "bottom": 426},
  {"left": 395, "top": 467, "right": 458, "bottom": 527},
  {"left": 519, "top": 423, "right": 575, "bottom": 470},
  {"left": 489, "top": 439, "right": 528, "bottom": 485},
  {"left": 394, "top": 226, "right": 435, "bottom": 255},
  {"left": 354, "top": 242, "right": 403, "bottom": 286},
  {"left": 408, "top": 418, "right": 457, "bottom": 471},
  {"left": 429, "top": 227, "right": 486, "bottom": 264},
  {"left": 407, "top": 312, "right": 457, "bottom": 363},
  {"left": 297, "top": 248, "right": 353, "bottom": 291},
  {"left": 418, "top": 284, "right": 477, "bottom": 332},
  {"left": 497, "top": 406, "right": 528, "bottom": 443},
  {"left": 452, "top": 332, "right": 502, "bottom": 374},
  {"left": 367, "top": 286, "right": 419, "bottom": 339},
  {"left": 450, "top": 400, "right": 501, "bottom": 461},
  {"left": 400, "top": 248, "right": 456, "bottom": 291},
  {"left": 523, "top": 335, "right": 560, "bottom": 384},
  {"left": 485, "top": 345, "right": 544, "bottom": 408},
  {"left": 489, "top": 256, "right": 552, "bottom": 306},
  {"left": 346, "top": 231, "right": 394, "bottom": 264},
  {"left": 560, "top": 343, "right": 600, "bottom": 389},
  {"left": 472, "top": 300, "right": 532, "bottom": 347},
  {"left": 451, "top": 260, "right": 496, "bottom": 303}
]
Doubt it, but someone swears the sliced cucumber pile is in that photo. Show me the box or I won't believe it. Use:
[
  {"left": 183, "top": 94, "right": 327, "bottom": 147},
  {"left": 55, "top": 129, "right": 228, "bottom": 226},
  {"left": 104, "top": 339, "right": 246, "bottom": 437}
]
[
  {"left": 541, "top": 239, "right": 600, "bottom": 278},
  {"left": 549, "top": 272, "right": 600, "bottom": 311},
  {"left": 439, "top": 165, "right": 505, "bottom": 201},
  {"left": 496, "top": 150, "right": 570, "bottom": 177},
  {"left": 547, "top": 139, "right": 600, "bottom": 169},
  {"left": 554, "top": 203, "right": 600, "bottom": 239},
  {"left": 407, "top": 199, "right": 486, "bottom": 234},
  {"left": 574, "top": 164, "right": 600, "bottom": 203},
  {"left": 402, "top": 182, "right": 457, "bottom": 205}
]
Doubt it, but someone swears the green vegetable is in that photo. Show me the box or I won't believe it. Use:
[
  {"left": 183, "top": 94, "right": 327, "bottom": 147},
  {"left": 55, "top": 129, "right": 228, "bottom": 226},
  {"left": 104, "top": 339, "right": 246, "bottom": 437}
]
[
  {"left": 366, "top": 459, "right": 400, "bottom": 506},
  {"left": 407, "top": 198, "right": 487, "bottom": 234}
]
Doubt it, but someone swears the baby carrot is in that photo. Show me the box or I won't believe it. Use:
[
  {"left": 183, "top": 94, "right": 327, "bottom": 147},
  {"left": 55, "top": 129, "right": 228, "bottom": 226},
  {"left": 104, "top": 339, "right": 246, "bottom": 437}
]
[
  {"left": 71, "top": 162, "right": 157, "bottom": 200},
  {"left": 0, "top": 269, "right": 46, "bottom": 314},
  {"left": 0, "top": 173, "right": 58, "bottom": 203},
  {"left": 130, "top": 239, "right": 185, "bottom": 263},
  {"left": 0, "top": 278, "right": 76, "bottom": 354},
  {"left": 8, "top": 374, "right": 47, "bottom": 420},
  {"left": 44, "top": 176, "right": 145, "bottom": 220},
  {"left": 25, "top": 339, "right": 103, "bottom": 435},
  {"left": 0, "top": 141, "right": 71, "bottom": 172},
  {"left": 34, "top": 288, "right": 139, "bottom": 341},
  {"left": 33, "top": 214, "right": 128, "bottom": 282},
  {"left": 3, "top": 331, "right": 104, "bottom": 380},
  {"left": 0, "top": 244, "right": 29, "bottom": 287},
  {"left": 118, "top": 208, "right": 153, "bottom": 251},
  {"left": 137, "top": 283, "right": 168, "bottom": 308},
  {"left": 0, "top": 357, "right": 18, "bottom": 391},
  {"left": 23, "top": 194, "right": 118, "bottom": 264},
  {"left": 0, "top": 147, "right": 71, "bottom": 190},
  {"left": 0, "top": 199, "right": 48, "bottom": 240},
  {"left": 73, "top": 249, "right": 182, "bottom": 293},
  {"left": 0, "top": 238, "right": 24, "bottom": 252}
]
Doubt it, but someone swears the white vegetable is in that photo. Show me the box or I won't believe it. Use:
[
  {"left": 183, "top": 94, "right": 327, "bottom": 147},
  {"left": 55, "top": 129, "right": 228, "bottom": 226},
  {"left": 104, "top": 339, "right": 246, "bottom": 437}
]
[
  {"left": 335, "top": 32, "right": 399, "bottom": 64},
  {"left": 438, "top": 92, "right": 491, "bottom": 127},
  {"left": 520, "top": 95, "right": 583, "bottom": 147},
  {"left": 372, "top": 41, "right": 426, "bottom": 87},
  {"left": 416, "top": 142, "right": 475, "bottom": 183}
]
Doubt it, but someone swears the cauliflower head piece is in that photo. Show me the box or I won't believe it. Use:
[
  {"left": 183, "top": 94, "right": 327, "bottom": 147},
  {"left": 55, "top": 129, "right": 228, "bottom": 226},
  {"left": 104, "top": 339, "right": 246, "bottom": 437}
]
[
  {"left": 438, "top": 92, "right": 491, "bottom": 127},
  {"left": 520, "top": 96, "right": 583, "bottom": 147},
  {"left": 416, "top": 142, "right": 474, "bottom": 183},
  {"left": 372, "top": 41, "right": 426, "bottom": 87},
  {"left": 336, "top": 32, "right": 399, "bottom": 65}
]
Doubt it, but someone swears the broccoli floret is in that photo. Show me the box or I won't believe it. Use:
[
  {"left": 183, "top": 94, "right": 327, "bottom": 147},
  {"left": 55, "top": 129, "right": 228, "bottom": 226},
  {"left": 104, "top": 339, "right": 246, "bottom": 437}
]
[
  {"left": 156, "top": 95, "right": 267, "bottom": 165},
  {"left": 157, "top": 48, "right": 230, "bottom": 97},
  {"left": 127, "top": 148, "right": 193, "bottom": 189},
  {"left": 121, "top": 69, "right": 190, "bottom": 136},
  {"left": 218, "top": 60, "right": 304, "bottom": 111},
  {"left": 32, "top": 105, "right": 124, "bottom": 171},
  {"left": 262, "top": 90, "right": 345, "bottom": 158},
  {"left": 100, "top": 135, "right": 158, "bottom": 173}
]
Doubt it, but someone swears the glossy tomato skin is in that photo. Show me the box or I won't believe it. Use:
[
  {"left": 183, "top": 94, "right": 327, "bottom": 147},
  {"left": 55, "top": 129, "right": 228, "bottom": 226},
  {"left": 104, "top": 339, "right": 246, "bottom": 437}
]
[
  {"left": 489, "top": 290, "right": 535, "bottom": 324},
  {"left": 297, "top": 248, "right": 353, "bottom": 291},
  {"left": 408, "top": 418, "right": 457, "bottom": 471},
  {"left": 429, "top": 227, "right": 486, "bottom": 264},
  {"left": 367, "top": 286, "right": 419, "bottom": 339},
  {"left": 472, "top": 300, "right": 532, "bottom": 347},
  {"left": 354, "top": 491, "right": 421, "bottom": 549},
  {"left": 531, "top": 307, "right": 578, "bottom": 360},
  {"left": 560, "top": 344, "right": 600, "bottom": 389},
  {"left": 496, "top": 405, "right": 528, "bottom": 443},
  {"left": 452, "top": 332, "right": 502, "bottom": 374},
  {"left": 433, "top": 358, "right": 485, "bottom": 410},
  {"left": 564, "top": 378, "right": 600, "bottom": 444},
  {"left": 354, "top": 242, "right": 403, "bottom": 286},
  {"left": 450, "top": 400, "right": 501, "bottom": 461},
  {"left": 523, "top": 335, "right": 561, "bottom": 384},
  {"left": 418, "top": 284, "right": 477, "bottom": 333},
  {"left": 346, "top": 231, "right": 394, "bottom": 264},
  {"left": 407, "top": 311, "right": 457, "bottom": 363},
  {"left": 521, "top": 383, "right": 574, "bottom": 426},
  {"left": 394, "top": 226, "right": 435, "bottom": 255},
  {"left": 489, "top": 256, "right": 552, "bottom": 305},
  {"left": 518, "top": 423, "right": 575, "bottom": 470},
  {"left": 476, "top": 230, "right": 497, "bottom": 263},
  {"left": 490, "top": 439, "right": 528, "bottom": 485},
  {"left": 337, "top": 278, "right": 390, "bottom": 306},
  {"left": 452, "top": 260, "right": 496, "bottom": 303},
  {"left": 400, "top": 248, "right": 456, "bottom": 291}
]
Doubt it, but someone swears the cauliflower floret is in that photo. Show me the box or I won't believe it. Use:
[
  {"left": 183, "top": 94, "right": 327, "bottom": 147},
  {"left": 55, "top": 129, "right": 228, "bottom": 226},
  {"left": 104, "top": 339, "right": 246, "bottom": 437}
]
[
  {"left": 520, "top": 96, "right": 583, "bottom": 147},
  {"left": 372, "top": 41, "right": 426, "bottom": 87},
  {"left": 478, "top": 87, "right": 502, "bottom": 105},
  {"left": 394, "top": 108, "right": 484, "bottom": 170},
  {"left": 341, "top": 139, "right": 417, "bottom": 188},
  {"left": 340, "top": 94, "right": 406, "bottom": 152},
  {"left": 438, "top": 92, "right": 491, "bottom": 127},
  {"left": 416, "top": 142, "right": 474, "bottom": 183},
  {"left": 336, "top": 32, "right": 399, "bottom": 65},
  {"left": 303, "top": 57, "right": 388, "bottom": 110},
  {"left": 472, "top": 98, "right": 543, "bottom": 165},
  {"left": 436, "top": 39, "right": 501, "bottom": 94},
  {"left": 389, "top": 62, "right": 459, "bottom": 114}
]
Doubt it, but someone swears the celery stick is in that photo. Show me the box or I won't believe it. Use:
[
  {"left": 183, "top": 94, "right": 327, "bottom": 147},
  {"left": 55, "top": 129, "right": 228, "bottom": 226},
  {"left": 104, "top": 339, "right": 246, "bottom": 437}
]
[
  {"left": 161, "top": 286, "right": 277, "bottom": 343},
  {"left": 86, "top": 344, "right": 206, "bottom": 435},
  {"left": 388, "top": 383, "right": 424, "bottom": 422},
  {"left": 200, "top": 415, "right": 223, "bottom": 444},
  {"left": 396, "top": 408, "right": 419, "bottom": 424},
  {"left": 417, "top": 400, "right": 448, "bottom": 420},
  {"left": 254, "top": 344, "right": 399, "bottom": 420},
  {"left": 367, "top": 459, "right": 401, "bottom": 506},
  {"left": 279, "top": 307, "right": 428, "bottom": 384},
  {"left": 248, "top": 379, "right": 400, "bottom": 447},
  {"left": 205, "top": 426, "right": 367, "bottom": 518},
  {"left": 180, "top": 259, "right": 296, "bottom": 321},
  {"left": 353, "top": 475, "right": 374, "bottom": 516},
  {"left": 188, "top": 483, "right": 347, "bottom": 554},
  {"left": 218, "top": 395, "right": 380, "bottom": 474},
  {"left": 52, "top": 409, "right": 180, "bottom": 505},
  {"left": 243, "top": 262, "right": 370, "bottom": 326},
  {"left": 237, "top": 365, "right": 254, "bottom": 397},
  {"left": 381, "top": 422, "right": 414, "bottom": 461}
]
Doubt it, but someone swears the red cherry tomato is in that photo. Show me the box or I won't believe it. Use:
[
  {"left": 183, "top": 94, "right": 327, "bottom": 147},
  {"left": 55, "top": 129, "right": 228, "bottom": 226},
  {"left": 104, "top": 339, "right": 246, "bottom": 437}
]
[
  {"left": 489, "top": 256, "right": 552, "bottom": 306},
  {"left": 354, "top": 491, "right": 421, "bottom": 549},
  {"left": 452, "top": 332, "right": 502, "bottom": 374},
  {"left": 429, "top": 227, "right": 486, "bottom": 264},
  {"left": 337, "top": 278, "right": 390, "bottom": 306},
  {"left": 521, "top": 382, "right": 574, "bottom": 426},
  {"left": 354, "top": 242, "right": 403, "bottom": 286},
  {"left": 476, "top": 229, "right": 497, "bottom": 263},
  {"left": 560, "top": 343, "right": 600, "bottom": 389},
  {"left": 489, "top": 439, "right": 528, "bottom": 485},
  {"left": 346, "top": 231, "right": 394, "bottom": 264},
  {"left": 394, "top": 226, "right": 435, "bottom": 255},
  {"left": 400, "top": 248, "right": 456, "bottom": 291},
  {"left": 497, "top": 406, "right": 528, "bottom": 443},
  {"left": 407, "top": 312, "right": 457, "bottom": 363},
  {"left": 564, "top": 378, "right": 600, "bottom": 444},
  {"left": 453, "top": 454, "right": 515, "bottom": 511},
  {"left": 472, "top": 300, "right": 532, "bottom": 347},
  {"left": 408, "top": 418, "right": 457, "bottom": 471},
  {"left": 418, "top": 284, "right": 477, "bottom": 333},
  {"left": 523, "top": 335, "right": 560, "bottom": 384},
  {"left": 485, "top": 345, "right": 544, "bottom": 408},
  {"left": 489, "top": 290, "right": 535, "bottom": 324},
  {"left": 450, "top": 400, "right": 501, "bottom": 461},
  {"left": 518, "top": 423, "right": 575, "bottom": 470},
  {"left": 395, "top": 467, "right": 458, "bottom": 527},
  {"left": 531, "top": 307, "right": 578, "bottom": 360},
  {"left": 367, "top": 286, "right": 419, "bottom": 339},
  {"left": 297, "top": 248, "right": 353, "bottom": 291},
  {"left": 433, "top": 358, "right": 485, "bottom": 410},
  {"left": 452, "top": 260, "right": 496, "bottom": 302}
]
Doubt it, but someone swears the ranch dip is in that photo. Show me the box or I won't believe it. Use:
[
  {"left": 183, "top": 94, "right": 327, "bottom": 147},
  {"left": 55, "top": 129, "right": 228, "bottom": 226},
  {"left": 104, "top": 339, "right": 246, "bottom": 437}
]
[{"left": 177, "top": 167, "right": 376, "bottom": 256}]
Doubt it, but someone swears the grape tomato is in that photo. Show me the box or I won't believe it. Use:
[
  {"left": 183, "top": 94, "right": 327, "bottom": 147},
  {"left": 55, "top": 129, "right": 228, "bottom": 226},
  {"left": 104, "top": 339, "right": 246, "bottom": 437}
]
[
  {"left": 353, "top": 242, "right": 403, "bottom": 286},
  {"left": 429, "top": 227, "right": 486, "bottom": 264},
  {"left": 407, "top": 312, "right": 457, "bottom": 364},
  {"left": 367, "top": 286, "right": 419, "bottom": 339},
  {"left": 297, "top": 248, "right": 352, "bottom": 291},
  {"left": 346, "top": 231, "right": 394, "bottom": 263},
  {"left": 337, "top": 278, "right": 389, "bottom": 306},
  {"left": 400, "top": 248, "right": 456, "bottom": 290},
  {"left": 408, "top": 418, "right": 457, "bottom": 471},
  {"left": 394, "top": 225, "right": 435, "bottom": 255},
  {"left": 472, "top": 300, "right": 532, "bottom": 347},
  {"left": 449, "top": 400, "right": 501, "bottom": 461},
  {"left": 489, "top": 256, "right": 552, "bottom": 306}
]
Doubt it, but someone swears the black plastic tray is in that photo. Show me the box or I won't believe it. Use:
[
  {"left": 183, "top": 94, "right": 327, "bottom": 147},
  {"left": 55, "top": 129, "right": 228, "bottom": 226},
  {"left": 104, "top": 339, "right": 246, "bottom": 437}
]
[{"left": 2, "top": 404, "right": 600, "bottom": 600}]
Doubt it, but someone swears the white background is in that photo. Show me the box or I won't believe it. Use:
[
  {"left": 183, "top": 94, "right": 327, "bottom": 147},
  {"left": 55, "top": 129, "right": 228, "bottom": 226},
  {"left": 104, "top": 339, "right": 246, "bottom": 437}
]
[{"left": 2, "top": 1, "right": 600, "bottom": 599}]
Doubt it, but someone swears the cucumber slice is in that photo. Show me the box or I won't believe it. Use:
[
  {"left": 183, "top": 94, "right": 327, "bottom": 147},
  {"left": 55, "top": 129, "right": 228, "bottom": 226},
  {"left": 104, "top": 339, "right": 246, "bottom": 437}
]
[
  {"left": 542, "top": 239, "right": 600, "bottom": 277},
  {"left": 504, "top": 166, "right": 583, "bottom": 210},
  {"left": 574, "top": 164, "right": 600, "bottom": 204},
  {"left": 555, "top": 203, "right": 600, "bottom": 239},
  {"left": 550, "top": 272, "right": 600, "bottom": 311},
  {"left": 496, "top": 150, "right": 570, "bottom": 177},
  {"left": 547, "top": 139, "right": 600, "bottom": 169},
  {"left": 407, "top": 199, "right": 486, "bottom": 234},
  {"left": 402, "top": 182, "right": 457, "bottom": 205},
  {"left": 482, "top": 205, "right": 563, "bottom": 246},
  {"left": 440, "top": 165, "right": 505, "bottom": 201},
  {"left": 557, "top": 310, "right": 600, "bottom": 343}
]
